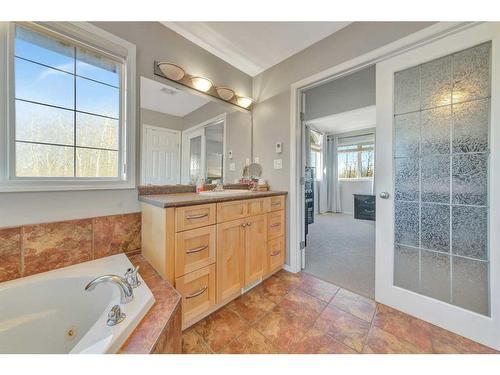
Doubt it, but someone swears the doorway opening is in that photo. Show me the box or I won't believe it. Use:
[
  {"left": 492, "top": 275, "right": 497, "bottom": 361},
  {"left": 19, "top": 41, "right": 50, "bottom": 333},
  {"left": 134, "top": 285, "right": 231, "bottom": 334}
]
[{"left": 301, "top": 65, "right": 376, "bottom": 298}]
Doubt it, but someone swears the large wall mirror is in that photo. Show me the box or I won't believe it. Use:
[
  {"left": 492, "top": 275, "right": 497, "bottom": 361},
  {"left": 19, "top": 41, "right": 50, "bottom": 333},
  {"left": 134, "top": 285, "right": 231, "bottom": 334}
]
[{"left": 140, "top": 77, "right": 252, "bottom": 185}]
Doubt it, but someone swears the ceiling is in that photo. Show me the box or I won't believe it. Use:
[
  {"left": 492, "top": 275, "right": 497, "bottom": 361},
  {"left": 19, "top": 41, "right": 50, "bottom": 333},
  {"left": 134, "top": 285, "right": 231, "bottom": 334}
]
[
  {"left": 307, "top": 105, "right": 376, "bottom": 135},
  {"left": 140, "top": 77, "right": 209, "bottom": 117},
  {"left": 162, "top": 22, "right": 351, "bottom": 77}
]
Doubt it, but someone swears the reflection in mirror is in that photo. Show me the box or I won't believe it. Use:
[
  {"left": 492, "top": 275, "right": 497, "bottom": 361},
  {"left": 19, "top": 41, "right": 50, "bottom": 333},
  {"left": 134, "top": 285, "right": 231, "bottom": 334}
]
[{"left": 139, "top": 77, "right": 252, "bottom": 186}]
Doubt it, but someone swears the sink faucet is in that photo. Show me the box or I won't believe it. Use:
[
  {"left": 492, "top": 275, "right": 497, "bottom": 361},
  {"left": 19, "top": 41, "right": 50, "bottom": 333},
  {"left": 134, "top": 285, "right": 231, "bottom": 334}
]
[
  {"left": 85, "top": 275, "right": 134, "bottom": 304},
  {"left": 214, "top": 182, "right": 224, "bottom": 192}
]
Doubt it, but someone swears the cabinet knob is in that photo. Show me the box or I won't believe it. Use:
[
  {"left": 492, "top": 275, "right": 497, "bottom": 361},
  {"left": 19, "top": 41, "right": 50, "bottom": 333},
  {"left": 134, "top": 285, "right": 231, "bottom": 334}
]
[
  {"left": 246, "top": 222, "right": 252, "bottom": 226},
  {"left": 241, "top": 223, "right": 246, "bottom": 228}
]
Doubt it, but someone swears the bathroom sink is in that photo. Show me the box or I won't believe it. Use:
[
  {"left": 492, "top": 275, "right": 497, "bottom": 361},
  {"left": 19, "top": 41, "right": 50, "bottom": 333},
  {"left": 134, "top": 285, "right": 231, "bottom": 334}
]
[{"left": 198, "top": 189, "right": 253, "bottom": 197}]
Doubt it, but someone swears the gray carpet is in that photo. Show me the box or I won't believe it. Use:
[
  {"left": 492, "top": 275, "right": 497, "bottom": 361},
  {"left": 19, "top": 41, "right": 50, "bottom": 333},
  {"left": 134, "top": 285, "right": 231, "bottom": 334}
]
[{"left": 304, "top": 213, "right": 375, "bottom": 298}]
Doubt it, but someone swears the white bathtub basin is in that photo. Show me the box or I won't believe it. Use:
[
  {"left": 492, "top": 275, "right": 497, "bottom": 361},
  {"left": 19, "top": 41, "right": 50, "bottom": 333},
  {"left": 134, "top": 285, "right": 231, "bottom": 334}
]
[
  {"left": 198, "top": 189, "right": 252, "bottom": 197},
  {"left": 0, "top": 254, "right": 155, "bottom": 354}
]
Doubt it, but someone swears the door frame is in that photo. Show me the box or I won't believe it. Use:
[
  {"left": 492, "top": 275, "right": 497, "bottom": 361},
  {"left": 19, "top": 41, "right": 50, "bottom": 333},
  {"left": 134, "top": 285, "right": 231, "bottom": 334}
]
[
  {"left": 376, "top": 22, "right": 500, "bottom": 350},
  {"left": 140, "top": 124, "right": 181, "bottom": 185},
  {"left": 181, "top": 113, "right": 227, "bottom": 184},
  {"left": 288, "top": 22, "right": 475, "bottom": 274}
]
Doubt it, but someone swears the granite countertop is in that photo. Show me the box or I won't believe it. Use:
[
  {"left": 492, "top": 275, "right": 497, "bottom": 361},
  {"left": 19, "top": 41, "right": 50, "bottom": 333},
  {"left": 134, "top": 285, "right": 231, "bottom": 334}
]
[
  {"left": 138, "top": 190, "right": 288, "bottom": 208},
  {"left": 120, "top": 253, "right": 181, "bottom": 354}
]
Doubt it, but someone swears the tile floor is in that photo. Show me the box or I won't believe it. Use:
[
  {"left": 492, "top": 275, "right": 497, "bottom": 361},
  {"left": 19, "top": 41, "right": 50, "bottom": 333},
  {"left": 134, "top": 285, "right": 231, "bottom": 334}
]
[{"left": 182, "top": 270, "right": 497, "bottom": 354}]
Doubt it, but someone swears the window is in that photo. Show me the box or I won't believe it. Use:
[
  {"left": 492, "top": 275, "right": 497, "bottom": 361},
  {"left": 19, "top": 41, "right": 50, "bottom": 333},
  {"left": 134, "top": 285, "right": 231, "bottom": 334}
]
[
  {"left": 0, "top": 22, "right": 136, "bottom": 191},
  {"left": 337, "top": 141, "right": 374, "bottom": 179},
  {"left": 309, "top": 130, "right": 323, "bottom": 181}
]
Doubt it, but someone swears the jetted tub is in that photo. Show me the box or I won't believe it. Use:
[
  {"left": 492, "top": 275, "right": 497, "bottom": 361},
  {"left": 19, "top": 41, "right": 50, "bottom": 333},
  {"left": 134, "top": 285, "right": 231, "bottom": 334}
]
[{"left": 0, "top": 254, "right": 155, "bottom": 354}]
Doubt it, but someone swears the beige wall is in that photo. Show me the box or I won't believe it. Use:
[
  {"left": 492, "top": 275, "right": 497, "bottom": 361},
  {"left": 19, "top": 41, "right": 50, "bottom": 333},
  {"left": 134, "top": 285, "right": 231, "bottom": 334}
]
[
  {"left": 1, "top": 22, "right": 252, "bottom": 227},
  {"left": 141, "top": 108, "right": 184, "bottom": 131},
  {"left": 182, "top": 101, "right": 252, "bottom": 183},
  {"left": 252, "top": 22, "right": 435, "bottom": 264}
]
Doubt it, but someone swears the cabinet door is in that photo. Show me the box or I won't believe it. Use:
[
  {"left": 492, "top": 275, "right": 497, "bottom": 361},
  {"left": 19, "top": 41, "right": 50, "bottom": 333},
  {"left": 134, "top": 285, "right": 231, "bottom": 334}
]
[
  {"left": 244, "top": 214, "right": 268, "bottom": 286},
  {"left": 217, "top": 218, "right": 246, "bottom": 303}
]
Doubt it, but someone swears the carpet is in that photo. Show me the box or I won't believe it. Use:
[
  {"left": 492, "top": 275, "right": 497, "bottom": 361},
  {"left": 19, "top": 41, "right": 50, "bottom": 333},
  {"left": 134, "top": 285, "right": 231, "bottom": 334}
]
[{"left": 304, "top": 213, "right": 375, "bottom": 298}]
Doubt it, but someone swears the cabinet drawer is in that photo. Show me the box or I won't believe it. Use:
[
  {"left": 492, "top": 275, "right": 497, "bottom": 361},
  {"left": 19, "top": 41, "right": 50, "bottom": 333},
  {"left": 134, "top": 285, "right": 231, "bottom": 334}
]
[
  {"left": 269, "top": 195, "right": 285, "bottom": 211},
  {"left": 176, "top": 264, "right": 216, "bottom": 327},
  {"left": 175, "top": 225, "right": 216, "bottom": 278},
  {"left": 217, "top": 200, "right": 248, "bottom": 222},
  {"left": 176, "top": 204, "right": 216, "bottom": 232},
  {"left": 267, "top": 236, "right": 285, "bottom": 276},
  {"left": 268, "top": 210, "right": 285, "bottom": 240},
  {"left": 247, "top": 198, "right": 270, "bottom": 216}
]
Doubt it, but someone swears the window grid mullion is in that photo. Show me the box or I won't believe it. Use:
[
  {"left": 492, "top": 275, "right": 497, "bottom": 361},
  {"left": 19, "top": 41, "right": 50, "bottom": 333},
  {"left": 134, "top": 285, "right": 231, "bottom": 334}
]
[{"left": 73, "top": 45, "right": 77, "bottom": 178}]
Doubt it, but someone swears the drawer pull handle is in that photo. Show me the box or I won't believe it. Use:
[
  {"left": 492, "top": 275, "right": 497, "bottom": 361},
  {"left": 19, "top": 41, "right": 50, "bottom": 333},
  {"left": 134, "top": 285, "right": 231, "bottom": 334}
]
[
  {"left": 270, "top": 250, "right": 281, "bottom": 257},
  {"left": 271, "top": 202, "right": 281, "bottom": 206},
  {"left": 186, "top": 245, "right": 208, "bottom": 254},
  {"left": 186, "top": 213, "right": 209, "bottom": 220},
  {"left": 271, "top": 223, "right": 280, "bottom": 227},
  {"left": 186, "top": 286, "right": 208, "bottom": 299}
]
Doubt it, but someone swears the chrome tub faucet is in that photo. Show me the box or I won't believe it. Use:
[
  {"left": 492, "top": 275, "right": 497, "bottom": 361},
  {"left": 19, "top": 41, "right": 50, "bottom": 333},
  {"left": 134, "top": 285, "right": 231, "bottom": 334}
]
[{"left": 85, "top": 275, "right": 134, "bottom": 304}]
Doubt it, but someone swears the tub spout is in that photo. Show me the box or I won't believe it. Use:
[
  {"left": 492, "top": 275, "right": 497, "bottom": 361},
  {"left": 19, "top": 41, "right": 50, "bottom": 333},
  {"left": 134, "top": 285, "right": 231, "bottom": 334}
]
[{"left": 85, "top": 275, "right": 134, "bottom": 304}]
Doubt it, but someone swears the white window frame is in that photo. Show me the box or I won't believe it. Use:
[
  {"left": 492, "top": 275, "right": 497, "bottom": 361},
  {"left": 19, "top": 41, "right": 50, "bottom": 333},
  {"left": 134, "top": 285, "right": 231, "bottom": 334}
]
[
  {"left": 337, "top": 141, "right": 374, "bottom": 181},
  {"left": 0, "top": 21, "right": 136, "bottom": 192}
]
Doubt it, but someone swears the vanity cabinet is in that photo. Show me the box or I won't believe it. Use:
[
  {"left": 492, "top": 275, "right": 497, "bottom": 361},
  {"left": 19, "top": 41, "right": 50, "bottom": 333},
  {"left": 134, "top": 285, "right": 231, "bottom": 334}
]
[
  {"left": 141, "top": 193, "right": 286, "bottom": 329},
  {"left": 244, "top": 214, "right": 268, "bottom": 286},
  {"left": 216, "top": 218, "right": 246, "bottom": 304}
]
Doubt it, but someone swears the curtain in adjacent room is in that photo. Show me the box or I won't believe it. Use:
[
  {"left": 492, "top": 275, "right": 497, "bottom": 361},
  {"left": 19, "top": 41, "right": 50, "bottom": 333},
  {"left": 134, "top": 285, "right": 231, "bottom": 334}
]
[{"left": 325, "top": 135, "right": 341, "bottom": 213}]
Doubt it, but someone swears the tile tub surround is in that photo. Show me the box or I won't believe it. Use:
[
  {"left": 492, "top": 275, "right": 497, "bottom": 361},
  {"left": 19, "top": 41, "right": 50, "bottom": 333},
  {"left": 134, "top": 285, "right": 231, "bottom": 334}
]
[
  {"left": 121, "top": 254, "right": 182, "bottom": 354},
  {"left": 0, "top": 212, "right": 141, "bottom": 282},
  {"left": 182, "top": 270, "right": 497, "bottom": 354}
]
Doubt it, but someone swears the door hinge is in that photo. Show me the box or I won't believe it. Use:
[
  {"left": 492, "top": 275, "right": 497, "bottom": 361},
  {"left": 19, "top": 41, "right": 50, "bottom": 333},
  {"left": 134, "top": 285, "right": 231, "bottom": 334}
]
[{"left": 300, "top": 241, "right": 306, "bottom": 250}]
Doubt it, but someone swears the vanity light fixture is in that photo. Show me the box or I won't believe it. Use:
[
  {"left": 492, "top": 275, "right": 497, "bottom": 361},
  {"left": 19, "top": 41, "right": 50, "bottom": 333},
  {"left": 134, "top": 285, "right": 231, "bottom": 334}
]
[
  {"left": 191, "top": 76, "right": 213, "bottom": 92},
  {"left": 236, "top": 96, "right": 253, "bottom": 108},
  {"left": 216, "top": 87, "right": 235, "bottom": 101},
  {"left": 157, "top": 62, "right": 185, "bottom": 81},
  {"left": 154, "top": 61, "right": 253, "bottom": 110}
]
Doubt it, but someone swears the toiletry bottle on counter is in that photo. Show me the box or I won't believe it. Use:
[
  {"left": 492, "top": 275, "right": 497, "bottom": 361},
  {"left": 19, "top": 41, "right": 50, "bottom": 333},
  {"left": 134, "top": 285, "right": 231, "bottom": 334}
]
[{"left": 196, "top": 178, "right": 205, "bottom": 193}]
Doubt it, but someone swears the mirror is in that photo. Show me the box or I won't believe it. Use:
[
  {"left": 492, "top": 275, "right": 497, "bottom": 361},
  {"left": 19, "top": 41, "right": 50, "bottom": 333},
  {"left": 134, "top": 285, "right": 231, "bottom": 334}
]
[{"left": 139, "top": 77, "right": 252, "bottom": 185}]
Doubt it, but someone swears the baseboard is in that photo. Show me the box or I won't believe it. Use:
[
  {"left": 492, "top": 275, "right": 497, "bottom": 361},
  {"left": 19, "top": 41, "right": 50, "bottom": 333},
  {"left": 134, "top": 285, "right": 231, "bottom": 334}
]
[{"left": 283, "top": 264, "right": 297, "bottom": 273}]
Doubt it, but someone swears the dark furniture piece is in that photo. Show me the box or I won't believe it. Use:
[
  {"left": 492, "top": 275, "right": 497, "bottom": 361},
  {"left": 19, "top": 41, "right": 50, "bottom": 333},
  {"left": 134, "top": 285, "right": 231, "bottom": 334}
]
[
  {"left": 353, "top": 194, "right": 376, "bottom": 221},
  {"left": 304, "top": 167, "right": 315, "bottom": 245}
]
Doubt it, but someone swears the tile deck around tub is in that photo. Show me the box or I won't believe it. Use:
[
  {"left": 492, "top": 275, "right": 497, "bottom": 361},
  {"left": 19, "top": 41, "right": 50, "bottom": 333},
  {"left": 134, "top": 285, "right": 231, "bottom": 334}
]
[{"left": 181, "top": 270, "right": 498, "bottom": 354}]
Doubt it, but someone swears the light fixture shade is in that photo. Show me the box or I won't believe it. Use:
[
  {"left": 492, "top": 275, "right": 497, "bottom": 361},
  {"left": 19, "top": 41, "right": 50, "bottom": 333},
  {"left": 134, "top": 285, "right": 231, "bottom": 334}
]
[
  {"left": 158, "top": 62, "right": 185, "bottom": 81},
  {"left": 236, "top": 96, "right": 253, "bottom": 108},
  {"left": 216, "top": 87, "right": 235, "bottom": 101},
  {"left": 191, "top": 76, "right": 213, "bottom": 92}
]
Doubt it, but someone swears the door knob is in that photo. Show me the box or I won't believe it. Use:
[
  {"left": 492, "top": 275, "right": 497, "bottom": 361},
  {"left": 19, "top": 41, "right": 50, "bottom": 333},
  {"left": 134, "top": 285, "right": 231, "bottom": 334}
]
[{"left": 379, "top": 192, "right": 390, "bottom": 199}]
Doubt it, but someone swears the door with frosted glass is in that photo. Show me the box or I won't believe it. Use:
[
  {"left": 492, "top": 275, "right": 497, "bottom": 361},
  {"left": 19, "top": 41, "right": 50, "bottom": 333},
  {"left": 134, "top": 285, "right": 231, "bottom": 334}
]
[{"left": 376, "top": 23, "right": 500, "bottom": 350}]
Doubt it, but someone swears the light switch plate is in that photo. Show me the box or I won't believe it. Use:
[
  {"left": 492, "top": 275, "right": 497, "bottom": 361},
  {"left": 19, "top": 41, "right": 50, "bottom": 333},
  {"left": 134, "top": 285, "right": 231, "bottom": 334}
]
[
  {"left": 229, "top": 162, "right": 236, "bottom": 171},
  {"left": 275, "top": 142, "right": 282, "bottom": 154},
  {"left": 245, "top": 158, "right": 250, "bottom": 166},
  {"left": 254, "top": 156, "right": 259, "bottom": 163},
  {"left": 274, "top": 159, "right": 282, "bottom": 169}
]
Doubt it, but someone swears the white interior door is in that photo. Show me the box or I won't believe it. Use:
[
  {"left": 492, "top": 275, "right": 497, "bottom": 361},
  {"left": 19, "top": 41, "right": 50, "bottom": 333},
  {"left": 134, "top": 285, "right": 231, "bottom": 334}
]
[
  {"left": 376, "top": 22, "right": 500, "bottom": 350},
  {"left": 181, "top": 128, "right": 205, "bottom": 184},
  {"left": 142, "top": 125, "right": 180, "bottom": 185}
]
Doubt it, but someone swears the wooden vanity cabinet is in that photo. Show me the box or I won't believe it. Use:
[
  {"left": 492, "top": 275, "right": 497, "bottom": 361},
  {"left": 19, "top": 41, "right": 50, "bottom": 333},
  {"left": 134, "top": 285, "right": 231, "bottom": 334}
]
[
  {"left": 141, "top": 194, "right": 286, "bottom": 330},
  {"left": 216, "top": 218, "right": 246, "bottom": 304}
]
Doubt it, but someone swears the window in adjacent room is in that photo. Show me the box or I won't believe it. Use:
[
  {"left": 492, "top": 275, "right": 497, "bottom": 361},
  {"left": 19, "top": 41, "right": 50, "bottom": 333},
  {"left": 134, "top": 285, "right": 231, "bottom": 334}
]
[{"left": 337, "top": 140, "right": 374, "bottom": 179}]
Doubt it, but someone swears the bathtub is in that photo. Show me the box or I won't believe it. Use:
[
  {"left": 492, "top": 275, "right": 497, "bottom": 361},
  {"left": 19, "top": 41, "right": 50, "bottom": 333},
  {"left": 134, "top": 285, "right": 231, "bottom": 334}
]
[{"left": 0, "top": 254, "right": 155, "bottom": 354}]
